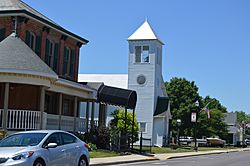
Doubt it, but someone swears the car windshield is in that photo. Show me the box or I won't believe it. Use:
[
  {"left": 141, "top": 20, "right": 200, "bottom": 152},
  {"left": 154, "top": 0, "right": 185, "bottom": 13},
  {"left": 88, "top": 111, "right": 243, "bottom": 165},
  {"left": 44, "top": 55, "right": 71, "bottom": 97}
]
[{"left": 0, "top": 133, "right": 47, "bottom": 147}]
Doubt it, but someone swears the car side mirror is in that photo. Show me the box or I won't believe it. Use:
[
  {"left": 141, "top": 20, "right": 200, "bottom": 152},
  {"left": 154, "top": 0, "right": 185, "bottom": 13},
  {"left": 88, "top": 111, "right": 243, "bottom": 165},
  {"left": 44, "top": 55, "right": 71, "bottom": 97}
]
[{"left": 45, "top": 143, "right": 58, "bottom": 149}]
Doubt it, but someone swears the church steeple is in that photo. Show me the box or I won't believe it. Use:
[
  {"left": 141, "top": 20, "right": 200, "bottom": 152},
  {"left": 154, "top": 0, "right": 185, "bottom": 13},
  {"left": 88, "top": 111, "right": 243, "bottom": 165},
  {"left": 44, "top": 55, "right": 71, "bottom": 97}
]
[{"left": 128, "top": 20, "right": 164, "bottom": 44}]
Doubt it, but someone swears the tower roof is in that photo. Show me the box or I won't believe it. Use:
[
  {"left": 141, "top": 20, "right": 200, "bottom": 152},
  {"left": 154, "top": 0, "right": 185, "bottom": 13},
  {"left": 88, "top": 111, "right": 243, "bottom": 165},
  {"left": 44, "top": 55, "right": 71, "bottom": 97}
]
[
  {"left": 128, "top": 20, "right": 164, "bottom": 44},
  {"left": 0, "top": 33, "right": 58, "bottom": 80},
  {"left": 0, "top": 0, "right": 88, "bottom": 44}
]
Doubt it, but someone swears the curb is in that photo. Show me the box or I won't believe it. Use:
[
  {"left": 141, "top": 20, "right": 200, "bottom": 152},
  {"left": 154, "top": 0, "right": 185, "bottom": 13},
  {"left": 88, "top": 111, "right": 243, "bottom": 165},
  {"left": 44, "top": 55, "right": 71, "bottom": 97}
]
[
  {"left": 90, "top": 148, "right": 250, "bottom": 165},
  {"left": 162, "top": 148, "right": 250, "bottom": 160},
  {"left": 90, "top": 157, "right": 159, "bottom": 166}
]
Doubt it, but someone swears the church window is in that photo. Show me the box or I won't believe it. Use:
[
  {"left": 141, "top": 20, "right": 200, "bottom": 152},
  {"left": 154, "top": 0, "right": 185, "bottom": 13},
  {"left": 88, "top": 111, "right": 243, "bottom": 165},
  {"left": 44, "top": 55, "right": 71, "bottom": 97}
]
[
  {"left": 135, "top": 46, "right": 141, "bottom": 62},
  {"left": 135, "top": 45, "right": 150, "bottom": 63},
  {"left": 142, "top": 46, "right": 149, "bottom": 62},
  {"left": 139, "top": 122, "right": 147, "bottom": 133}
]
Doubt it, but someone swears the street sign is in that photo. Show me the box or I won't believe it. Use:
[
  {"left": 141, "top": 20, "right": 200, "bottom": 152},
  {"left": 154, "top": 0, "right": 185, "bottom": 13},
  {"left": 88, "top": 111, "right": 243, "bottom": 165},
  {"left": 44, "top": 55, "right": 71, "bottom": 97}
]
[{"left": 191, "top": 112, "right": 197, "bottom": 122}]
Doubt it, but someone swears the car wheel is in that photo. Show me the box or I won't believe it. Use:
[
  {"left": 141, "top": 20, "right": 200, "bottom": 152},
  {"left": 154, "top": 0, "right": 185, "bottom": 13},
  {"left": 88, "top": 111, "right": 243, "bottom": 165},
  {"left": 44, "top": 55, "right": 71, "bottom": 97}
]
[
  {"left": 78, "top": 156, "right": 88, "bottom": 166},
  {"left": 33, "top": 159, "right": 45, "bottom": 166}
]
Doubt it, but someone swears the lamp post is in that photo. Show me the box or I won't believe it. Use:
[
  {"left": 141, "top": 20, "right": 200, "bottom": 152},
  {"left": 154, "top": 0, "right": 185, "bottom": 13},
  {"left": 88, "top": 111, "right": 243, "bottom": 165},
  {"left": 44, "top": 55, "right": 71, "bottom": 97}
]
[
  {"left": 193, "top": 100, "right": 199, "bottom": 152},
  {"left": 177, "top": 119, "right": 181, "bottom": 145}
]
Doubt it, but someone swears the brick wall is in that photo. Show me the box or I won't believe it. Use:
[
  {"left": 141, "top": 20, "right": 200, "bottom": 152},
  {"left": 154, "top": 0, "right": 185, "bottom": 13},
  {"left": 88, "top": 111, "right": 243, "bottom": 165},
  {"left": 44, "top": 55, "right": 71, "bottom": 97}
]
[{"left": 0, "top": 16, "right": 81, "bottom": 82}]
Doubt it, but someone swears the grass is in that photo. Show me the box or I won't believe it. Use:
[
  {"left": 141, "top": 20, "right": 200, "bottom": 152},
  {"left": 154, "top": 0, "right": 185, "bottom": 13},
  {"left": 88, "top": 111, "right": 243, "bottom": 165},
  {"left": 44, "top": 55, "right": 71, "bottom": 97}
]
[
  {"left": 90, "top": 146, "right": 244, "bottom": 158},
  {"left": 90, "top": 149, "right": 120, "bottom": 158},
  {"left": 149, "top": 146, "right": 240, "bottom": 154}
]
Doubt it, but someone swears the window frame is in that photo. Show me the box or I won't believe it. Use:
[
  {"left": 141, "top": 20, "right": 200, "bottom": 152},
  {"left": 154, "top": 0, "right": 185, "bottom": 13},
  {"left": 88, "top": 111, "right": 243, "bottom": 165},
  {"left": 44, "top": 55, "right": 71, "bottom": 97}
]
[
  {"left": 139, "top": 122, "right": 147, "bottom": 133},
  {"left": 45, "top": 39, "right": 55, "bottom": 67},
  {"left": 134, "top": 45, "right": 150, "bottom": 63},
  {"left": 28, "top": 32, "right": 36, "bottom": 50}
]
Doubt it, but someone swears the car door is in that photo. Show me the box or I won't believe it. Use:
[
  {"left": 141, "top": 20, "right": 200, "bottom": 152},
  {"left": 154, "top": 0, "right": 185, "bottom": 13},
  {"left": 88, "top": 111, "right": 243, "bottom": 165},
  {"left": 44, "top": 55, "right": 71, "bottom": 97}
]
[
  {"left": 60, "top": 133, "right": 80, "bottom": 165},
  {"left": 43, "top": 133, "right": 67, "bottom": 166}
]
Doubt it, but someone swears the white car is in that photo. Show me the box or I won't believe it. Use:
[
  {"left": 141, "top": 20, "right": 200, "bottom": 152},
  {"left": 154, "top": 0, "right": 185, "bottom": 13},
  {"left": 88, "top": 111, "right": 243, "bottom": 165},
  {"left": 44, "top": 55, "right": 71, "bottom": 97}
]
[{"left": 0, "top": 130, "right": 89, "bottom": 166}]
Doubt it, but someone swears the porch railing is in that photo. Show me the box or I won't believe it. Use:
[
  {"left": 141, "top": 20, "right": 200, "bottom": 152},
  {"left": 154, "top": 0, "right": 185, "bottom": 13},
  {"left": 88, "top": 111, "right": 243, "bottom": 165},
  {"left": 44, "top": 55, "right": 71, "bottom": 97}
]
[
  {"left": 7, "top": 109, "right": 41, "bottom": 130},
  {"left": 46, "top": 113, "right": 60, "bottom": 130},
  {"left": 0, "top": 109, "right": 87, "bottom": 132}
]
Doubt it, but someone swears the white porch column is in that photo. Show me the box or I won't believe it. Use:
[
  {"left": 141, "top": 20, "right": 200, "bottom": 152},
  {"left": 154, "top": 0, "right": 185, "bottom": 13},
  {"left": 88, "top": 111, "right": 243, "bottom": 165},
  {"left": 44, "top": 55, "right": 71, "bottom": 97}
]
[
  {"left": 90, "top": 100, "right": 95, "bottom": 131},
  {"left": 85, "top": 100, "right": 89, "bottom": 132},
  {"left": 58, "top": 93, "right": 63, "bottom": 130},
  {"left": 40, "top": 87, "right": 46, "bottom": 129},
  {"left": 3, "top": 83, "right": 9, "bottom": 130},
  {"left": 73, "top": 96, "right": 77, "bottom": 132}
]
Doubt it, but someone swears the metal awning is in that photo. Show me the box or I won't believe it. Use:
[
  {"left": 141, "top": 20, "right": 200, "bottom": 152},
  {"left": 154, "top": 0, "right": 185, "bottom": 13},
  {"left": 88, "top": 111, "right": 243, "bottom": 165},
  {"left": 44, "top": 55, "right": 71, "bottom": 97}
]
[{"left": 97, "top": 85, "right": 137, "bottom": 109}]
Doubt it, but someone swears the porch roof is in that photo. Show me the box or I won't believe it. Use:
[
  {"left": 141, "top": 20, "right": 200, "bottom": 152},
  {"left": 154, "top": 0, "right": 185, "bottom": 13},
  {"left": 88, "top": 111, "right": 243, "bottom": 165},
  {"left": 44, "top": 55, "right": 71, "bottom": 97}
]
[
  {"left": 0, "top": 33, "right": 58, "bottom": 80},
  {"left": 97, "top": 84, "right": 137, "bottom": 109}
]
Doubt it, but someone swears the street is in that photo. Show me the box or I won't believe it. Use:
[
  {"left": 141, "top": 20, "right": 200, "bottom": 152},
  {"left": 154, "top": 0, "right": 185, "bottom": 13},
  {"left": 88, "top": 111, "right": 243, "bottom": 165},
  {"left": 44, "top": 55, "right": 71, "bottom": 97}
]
[{"left": 114, "top": 151, "right": 250, "bottom": 166}]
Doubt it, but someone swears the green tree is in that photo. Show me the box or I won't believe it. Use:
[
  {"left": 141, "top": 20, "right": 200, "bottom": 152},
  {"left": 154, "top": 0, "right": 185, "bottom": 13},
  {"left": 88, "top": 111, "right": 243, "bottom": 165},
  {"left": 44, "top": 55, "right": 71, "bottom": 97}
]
[
  {"left": 165, "top": 78, "right": 228, "bottom": 140},
  {"left": 165, "top": 77, "right": 200, "bottom": 137},
  {"left": 235, "top": 111, "right": 250, "bottom": 135},
  {"left": 110, "top": 109, "right": 139, "bottom": 143},
  {"left": 235, "top": 111, "right": 250, "bottom": 123}
]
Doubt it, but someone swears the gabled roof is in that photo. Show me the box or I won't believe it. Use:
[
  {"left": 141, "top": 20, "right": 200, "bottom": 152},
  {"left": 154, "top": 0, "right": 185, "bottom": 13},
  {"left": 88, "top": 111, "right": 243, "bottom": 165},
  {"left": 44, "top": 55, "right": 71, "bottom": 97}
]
[
  {"left": 0, "top": 0, "right": 88, "bottom": 44},
  {"left": 0, "top": 33, "right": 58, "bottom": 80},
  {"left": 128, "top": 20, "right": 164, "bottom": 44}
]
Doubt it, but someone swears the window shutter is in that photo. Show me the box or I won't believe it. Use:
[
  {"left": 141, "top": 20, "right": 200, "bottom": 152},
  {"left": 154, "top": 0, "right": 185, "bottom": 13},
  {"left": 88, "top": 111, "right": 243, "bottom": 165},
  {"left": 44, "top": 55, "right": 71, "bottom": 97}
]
[
  {"left": 135, "top": 46, "right": 141, "bottom": 63},
  {"left": 53, "top": 43, "right": 59, "bottom": 72},
  {"left": 35, "top": 36, "right": 41, "bottom": 56},
  {"left": 69, "top": 49, "right": 75, "bottom": 76},
  {"left": 25, "top": 31, "right": 30, "bottom": 45},
  {"left": 63, "top": 47, "right": 68, "bottom": 75},
  {"left": 45, "top": 39, "right": 50, "bottom": 66},
  {"left": 0, "top": 28, "right": 6, "bottom": 42}
]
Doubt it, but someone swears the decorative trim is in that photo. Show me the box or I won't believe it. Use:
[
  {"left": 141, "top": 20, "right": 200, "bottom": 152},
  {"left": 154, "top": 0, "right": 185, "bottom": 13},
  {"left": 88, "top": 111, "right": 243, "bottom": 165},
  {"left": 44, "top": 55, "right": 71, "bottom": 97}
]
[
  {"left": 42, "top": 26, "right": 50, "bottom": 33},
  {"left": 61, "top": 34, "right": 67, "bottom": 41}
]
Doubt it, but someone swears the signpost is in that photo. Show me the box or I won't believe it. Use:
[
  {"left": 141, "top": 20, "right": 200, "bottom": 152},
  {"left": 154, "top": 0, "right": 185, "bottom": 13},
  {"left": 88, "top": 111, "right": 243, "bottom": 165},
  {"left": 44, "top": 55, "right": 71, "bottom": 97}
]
[{"left": 191, "top": 112, "right": 197, "bottom": 123}]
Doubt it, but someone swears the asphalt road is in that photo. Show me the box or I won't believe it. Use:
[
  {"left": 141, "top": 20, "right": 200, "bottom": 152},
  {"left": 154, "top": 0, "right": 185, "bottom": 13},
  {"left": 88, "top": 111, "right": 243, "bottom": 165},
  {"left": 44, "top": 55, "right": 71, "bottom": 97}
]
[{"left": 115, "top": 151, "right": 250, "bottom": 166}]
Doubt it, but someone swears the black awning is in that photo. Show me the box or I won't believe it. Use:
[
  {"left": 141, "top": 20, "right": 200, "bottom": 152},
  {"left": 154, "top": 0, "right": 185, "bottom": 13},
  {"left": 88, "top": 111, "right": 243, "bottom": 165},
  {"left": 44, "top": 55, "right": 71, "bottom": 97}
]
[
  {"left": 97, "top": 85, "right": 137, "bottom": 109},
  {"left": 154, "top": 96, "right": 169, "bottom": 116}
]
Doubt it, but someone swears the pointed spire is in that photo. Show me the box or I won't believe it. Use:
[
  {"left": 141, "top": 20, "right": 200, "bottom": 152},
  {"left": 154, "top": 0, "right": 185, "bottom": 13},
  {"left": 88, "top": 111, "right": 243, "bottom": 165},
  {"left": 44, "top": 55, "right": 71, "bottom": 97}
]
[{"left": 128, "top": 20, "right": 163, "bottom": 44}]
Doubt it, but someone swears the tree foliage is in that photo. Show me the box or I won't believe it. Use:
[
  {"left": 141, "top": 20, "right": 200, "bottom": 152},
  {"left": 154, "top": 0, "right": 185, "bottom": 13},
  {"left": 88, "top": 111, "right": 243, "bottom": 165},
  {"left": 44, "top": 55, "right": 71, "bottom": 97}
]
[
  {"left": 165, "top": 77, "right": 200, "bottom": 136},
  {"left": 109, "top": 109, "right": 139, "bottom": 143},
  {"left": 235, "top": 111, "right": 250, "bottom": 135},
  {"left": 165, "top": 77, "right": 228, "bottom": 139}
]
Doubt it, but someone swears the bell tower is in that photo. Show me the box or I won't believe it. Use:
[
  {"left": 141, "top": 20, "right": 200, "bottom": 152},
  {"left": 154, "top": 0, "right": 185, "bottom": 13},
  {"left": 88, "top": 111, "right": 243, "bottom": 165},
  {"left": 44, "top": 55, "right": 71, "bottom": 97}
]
[{"left": 127, "top": 20, "right": 170, "bottom": 146}]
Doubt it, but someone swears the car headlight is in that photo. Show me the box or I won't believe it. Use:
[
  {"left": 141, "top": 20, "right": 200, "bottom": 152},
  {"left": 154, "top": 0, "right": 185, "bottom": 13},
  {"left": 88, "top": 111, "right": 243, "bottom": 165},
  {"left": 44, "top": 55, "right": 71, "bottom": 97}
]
[{"left": 12, "top": 151, "right": 34, "bottom": 160}]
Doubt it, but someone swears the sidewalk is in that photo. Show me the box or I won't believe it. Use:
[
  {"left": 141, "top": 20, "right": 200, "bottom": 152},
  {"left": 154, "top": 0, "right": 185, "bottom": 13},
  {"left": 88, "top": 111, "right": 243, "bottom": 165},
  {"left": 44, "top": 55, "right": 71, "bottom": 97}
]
[{"left": 90, "top": 148, "right": 250, "bottom": 166}]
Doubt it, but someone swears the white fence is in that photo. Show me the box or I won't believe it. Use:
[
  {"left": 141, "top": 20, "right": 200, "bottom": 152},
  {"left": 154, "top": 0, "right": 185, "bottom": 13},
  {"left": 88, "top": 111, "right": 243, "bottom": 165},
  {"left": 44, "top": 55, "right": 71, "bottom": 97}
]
[
  {"left": 7, "top": 109, "right": 41, "bottom": 130},
  {"left": 0, "top": 109, "right": 86, "bottom": 132}
]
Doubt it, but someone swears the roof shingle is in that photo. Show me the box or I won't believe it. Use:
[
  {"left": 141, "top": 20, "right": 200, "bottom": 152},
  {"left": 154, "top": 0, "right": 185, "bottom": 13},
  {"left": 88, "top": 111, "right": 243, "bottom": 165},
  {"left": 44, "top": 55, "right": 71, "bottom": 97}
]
[{"left": 0, "top": 33, "right": 58, "bottom": 80}]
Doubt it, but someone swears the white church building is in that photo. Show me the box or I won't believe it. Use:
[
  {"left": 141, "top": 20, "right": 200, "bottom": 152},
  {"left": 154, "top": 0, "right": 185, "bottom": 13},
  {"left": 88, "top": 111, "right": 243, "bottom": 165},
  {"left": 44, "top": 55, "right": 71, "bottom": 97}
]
[{"left": 79, "top": 21, "right": 171, "bottom": 147}]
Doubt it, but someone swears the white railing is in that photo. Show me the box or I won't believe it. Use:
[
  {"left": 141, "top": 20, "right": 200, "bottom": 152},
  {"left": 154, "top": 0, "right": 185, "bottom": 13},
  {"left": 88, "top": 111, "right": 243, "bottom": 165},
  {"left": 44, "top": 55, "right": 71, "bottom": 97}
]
[
  {"left": 0, "top": 109, "right": 86, "bottom": 132},
  {"left": 46, "top": 114, "right": 60, "bottom": 130},
  {"left": 76, "top": 117, "right": 86, "bottom": 132},
  {"left": 7, "top": 110, "right": 41, "bottom": 130},
  {"left": 61, "top": 115, "right": 75, "bottom": 131},
  {"left": 0, "top": 109, "right": 3, "bottom": 128}
]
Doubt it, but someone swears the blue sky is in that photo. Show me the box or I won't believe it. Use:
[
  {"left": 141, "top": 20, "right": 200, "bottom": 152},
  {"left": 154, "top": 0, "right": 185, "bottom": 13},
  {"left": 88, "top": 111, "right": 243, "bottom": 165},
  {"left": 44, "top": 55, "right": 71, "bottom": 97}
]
[{"left": 23, "top": 0, "right": 250, "bottom": 113}]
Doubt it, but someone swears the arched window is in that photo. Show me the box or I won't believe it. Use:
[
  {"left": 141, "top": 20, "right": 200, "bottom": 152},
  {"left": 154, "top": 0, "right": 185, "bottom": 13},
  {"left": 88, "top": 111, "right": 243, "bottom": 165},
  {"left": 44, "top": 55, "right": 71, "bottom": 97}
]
[
  {"left": 45, "top": 39, "right": 59, "bottom": 72},
  {"left": 63, "top": 47, "right": 75, "bottom": 78},
  {"left": 25, "top": 31, "right": 41, "bottom": 56}
]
